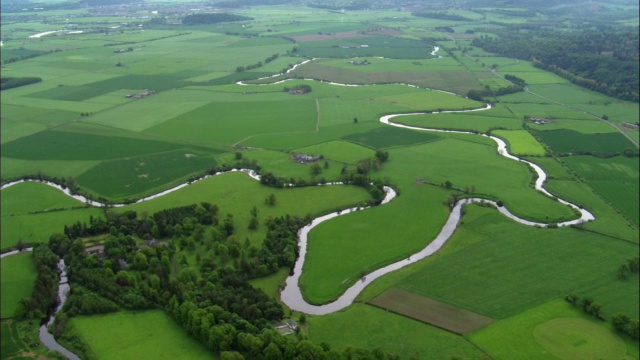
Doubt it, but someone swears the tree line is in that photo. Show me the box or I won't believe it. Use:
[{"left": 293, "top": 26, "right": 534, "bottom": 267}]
[
  {"left": 182, "top": 13, "right": 253, "bottom": 25},
  {"left": 470, "top": 28, "right": 639, "bottom": 102},
  {"left": 1, "top": 77, "right": 42, "bottom": 90}
]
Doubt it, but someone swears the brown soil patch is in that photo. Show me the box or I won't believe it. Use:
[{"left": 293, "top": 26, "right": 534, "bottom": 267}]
[{"left": 369, "top": 287, "right": 494, "bottom": 334}]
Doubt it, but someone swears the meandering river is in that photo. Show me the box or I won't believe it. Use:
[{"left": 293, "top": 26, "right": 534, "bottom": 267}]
[
  {"left": 1, "top": 81, "right": 595, "bottom": 331},
  {"left": 279, "top": 104, "right": 595, "bottom": 315}
]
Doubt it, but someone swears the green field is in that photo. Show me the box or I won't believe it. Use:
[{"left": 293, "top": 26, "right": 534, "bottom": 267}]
[
  {"left": 369, "top": 287, "right": 494, "bottom": 334},
  {"left": 307, "top": 304, "right": 485, "bottom": 359},
  {"left": 562, "top": 155, "right": 639, "bottom": 226},
  {"left": 395, "top": 205, "right": 639, "bottom": 319},
  {"left": 119, "top": 172, "right": 371, "bottom": 245},
  {"left": 1, "top": 182, "right": 105, "bottom": 249},
  {"left": 1, "top": 252, "right": 37, "bottom": 319},
  {"left": 68, "top": 310, "right": 212, "bottom": 360},
  {"left": 492, "top": 129, "right": 547, "bottom": 155},
  {"left": 534, "top": 129, "right": 634, "bottom": 154},
  {"left": 469, "top": 299, "right": 639, "bottom": 360},
  {"left": 0, "top": 4, "right": 638, "bottom": 360}
]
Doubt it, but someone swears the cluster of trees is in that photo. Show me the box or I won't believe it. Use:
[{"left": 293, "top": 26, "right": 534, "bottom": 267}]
[
  {"left": 412, "top": 12, "right": 473, "bottom": 21},
  {"left": 618, "top": 256, "right": 639, "bottom": 279},
  {"left": 1, "top": 76, "right": 42, "bottom": 90},
  {"left": 283, "top": 84, "right": 312, "bottom": 93},
  {"left": 467, "top": 84, "right": 523, "bottom": 101},
  {"left": 471, "top": 29, "right": 639, "bottom": 102},
  {"left": 566, "top": 292, "right": 638, "bottom": 339},
  {"left": 565, "top": 293, "right": 604, "bottom": 319},
  {"left": 182, "top": 13, "right": 253, "bottom": 25},
  {"left": 47, "top": 197, "right": 399, "bottom": 358},
  {"left": 14, "top": 245, "right": 60, "bottom": 319},
  {"left": 236, "top": 53, "right": 279, "bottom": 73}
]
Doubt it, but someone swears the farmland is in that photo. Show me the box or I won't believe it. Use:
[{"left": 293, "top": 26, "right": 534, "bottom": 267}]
[
  {"left": 1, "top": 252, "right": 37, "bottom": 318},
  {"left": 1, "top": 1, "right": 638, "bottom": 359},
  {"left": 66, "top": 311, "right": 212, "bottom": 360}
]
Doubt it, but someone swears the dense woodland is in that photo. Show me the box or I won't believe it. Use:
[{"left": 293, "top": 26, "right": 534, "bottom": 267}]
[
  {"left": 471, "top": 28, "right": 639, "bottom": 102},
  {"left": 182, "top": 13, "right": 253, "bottom": 25}
]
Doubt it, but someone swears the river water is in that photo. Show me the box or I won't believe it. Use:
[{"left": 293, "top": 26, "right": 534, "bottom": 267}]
[
  {"left": 280, "top": 106, "right": 595, "bottom": 315},
  {"left": 1, "top": 83, "right": 595, "bottom": 320}
]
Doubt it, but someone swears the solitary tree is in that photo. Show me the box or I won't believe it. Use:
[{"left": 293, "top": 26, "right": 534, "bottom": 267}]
[{"left": 265, "top": 193, "right": 276, "bottom": 206}]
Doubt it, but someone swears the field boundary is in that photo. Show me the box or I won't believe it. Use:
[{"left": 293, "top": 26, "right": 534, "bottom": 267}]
[{"left": 368, "top": 287, "right": 494, "bottom": 334}]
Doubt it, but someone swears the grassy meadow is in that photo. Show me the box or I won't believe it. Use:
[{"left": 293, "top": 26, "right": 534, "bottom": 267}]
[
  {"left": 1, "top": 4, "right": 638, "bottom": 360},
  {"left": 68, "top": 311, "right": 212, "bottom": 360},
  {"left": 1, "top": 252, "right": 37, "bottom": 319}
]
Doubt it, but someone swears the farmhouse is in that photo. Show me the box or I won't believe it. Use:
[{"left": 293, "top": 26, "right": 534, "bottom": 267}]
[
  {"left": 529, "top": 117, "right": 550, "bottom": 125},
  {"left": 292, "top": 153, "right": 320, "bottom": 163},
  {"left": 85, "top": 244, "right": 105, "bottom": 257},
  {"left": 349, "top": 59, "right": 371, "bottom": 66},
  {"left": 272, "top": 319, "right": 298, "bottom": 335}
]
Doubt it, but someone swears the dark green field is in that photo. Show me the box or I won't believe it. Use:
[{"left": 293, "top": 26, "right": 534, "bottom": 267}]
[
  {"left": 342, "top": 125, "right": 441, "bottom": 148},
  {"left": 534, "top": 129, "right": 633, "bottom": 154}
]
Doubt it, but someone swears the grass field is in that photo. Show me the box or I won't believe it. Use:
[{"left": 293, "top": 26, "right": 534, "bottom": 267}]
[
  {"left": 395, "top": 205, "right": 639, "bottom": 319},
  {"left": 534, "top": 129, "right": 634, "bottom": 154},
  {"left": 469, "top": 299, "right": 639, "bottom": 360},
  {"left": 299, "top": 185, "right": 452, "bottom": 304},
  {"left": 293, "top": 140, "right": 375, "bottom": 164},
  {"left": 1, "top": 252, "right": 37, "bottom": 319},
  {"left": 69, "top": 310, "right": 212, "bottom": 360},
  {"left": 119, "top": 172, "right": 371, "bottom": 245},
  {"left": 342, "top": 125, "right": 441, "bottom": 149},
  {"left": 1, "top": 182, "right": 105, "bottom": 249},
  {"left": 307, "top": 304, "right": 485, "bottom": 359},
  {"left": 492, "top": 130, "right": 547, "bottom": 156},
  {"left": 76, "top": 150, "right": 217, "bottom": 200},
  {"left": 562, "top": 155, "right": 639, "bottom": 226},
  {"left": 369, "top": 287, "right": 494, "bottom": 334}
]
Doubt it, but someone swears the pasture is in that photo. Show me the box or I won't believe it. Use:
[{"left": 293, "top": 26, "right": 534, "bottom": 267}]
[
  {"left": 1, "top": 252, "right": 37, "bottom": 319},
  {"left": 563, "top": 155, "right": 639, "bottom": 226},
  {"left": 0, "top": 5, "right": 638, "bottom": 360},
  {"left": 68, "top": 310, "right": 212, "bottom": 360},
  {"left": 293, "top": 141, "right": 375, "bottom": 164},
  {"left": 119, "top": 172, "right": 371, "bottom": 245},
  {"left": 492, "top": 130, "right": 547, "bottom": 156},
  {"left": 1, "top": 182, "right": 105, "bottom": 249},
  {"left": 534, "top": 129, "right": 634, "bottom": 154},
  {"left": 76, "top": 150, "right": 217, "bottom": 201},
  {"left": 468, "top": 299, "right": 639, "bottom": 360},
  {"left": 395, "top": 205, "right": 639, "bottom": 319},
  {"left": 307, "top": 304, "right": 484, "bottom": 360},
  {"left": 378, "top": 138, "right": 578, "bottom": 222},
  {"left": 369, "top": 287, "right": 494, "bottom": 334},
  {"left": 300, "top": 185, "right": 452, "bottom": 304}
]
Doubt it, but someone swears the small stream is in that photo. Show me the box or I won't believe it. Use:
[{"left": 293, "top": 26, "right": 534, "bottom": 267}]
[{"left": 38, "top": 259, "right": 80, "bottom": 360}]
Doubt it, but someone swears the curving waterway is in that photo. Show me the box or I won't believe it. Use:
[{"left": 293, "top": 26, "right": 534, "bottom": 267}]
[
  {"left": 279, "top": 103, "right": 595, "bottom": 315},
  {"left": 1, "top": 81, "right": 596, "bottom": 320},
  {"left": 1, "top": 249, "right": 78, "bottom": 359}
]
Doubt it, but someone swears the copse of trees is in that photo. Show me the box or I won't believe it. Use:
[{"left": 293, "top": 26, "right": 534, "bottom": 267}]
[
  {"left": 1, "top": 77, "right": 42, "bottom": 91},
  {"left": 412, "top": 12, "right": 473, "bottom": 21},
  {"left": 182, "top": 13, "right": 253, "bottom": 25},
  {"left": 14, "top": 245, "right": 60, "bottom": 320}
]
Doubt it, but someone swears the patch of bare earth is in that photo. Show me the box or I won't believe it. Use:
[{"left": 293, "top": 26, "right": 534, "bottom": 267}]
[{"left": 369, "top": 287, "right": 494, "bottom": 334}]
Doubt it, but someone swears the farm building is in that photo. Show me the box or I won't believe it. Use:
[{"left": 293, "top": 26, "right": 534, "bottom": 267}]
[
  {"left": 529, "top": 117, "right": 550, "bottom": 125},
  {"left": 273, "top": 320, "right": 298, "bottom": 335},
  {"left": 292, "top": 153, "right": 320, "bottom": 163}
]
